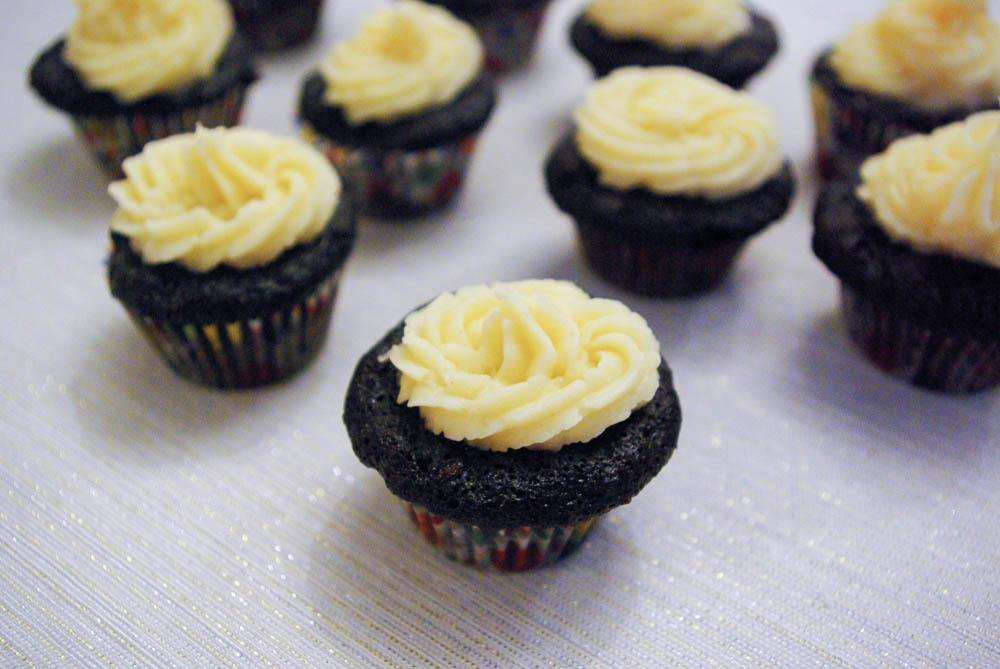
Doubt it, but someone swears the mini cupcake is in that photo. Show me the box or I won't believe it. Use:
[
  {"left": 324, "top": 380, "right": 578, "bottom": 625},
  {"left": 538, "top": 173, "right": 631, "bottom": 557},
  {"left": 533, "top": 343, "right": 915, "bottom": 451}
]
[
  {"left": 298, "top": 1, "right": 497, "bottom": 219},
  {"left": 545, "top": 66, "right": 794, "bottom": 296},
  {"left": 227, "top": 0, "right": 325, "bottom": 50},
  {"left": 344, "top": 280, "right": 682, "bottom": 571},
  {"left": 813, "top": 111, "right": 1000, "bottom": 393},
  {"left": 107, "top": 126, "right": 356, "bottom": 389},
  {"left": 423, "top": 0, "right": 553, "bottom": 74},
  {"left": 569, "top": 0, "right": 779, "bottom": 87},
  {"left": 810, "top": 0, "right": 1000, "bottom": 181},
  {"left": 29, "top": 0, "right": 256, "bottom": 178}
]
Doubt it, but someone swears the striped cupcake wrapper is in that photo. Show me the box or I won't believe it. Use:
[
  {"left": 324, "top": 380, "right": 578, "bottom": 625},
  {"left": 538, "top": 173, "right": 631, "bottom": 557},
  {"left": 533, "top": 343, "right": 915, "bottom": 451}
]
[
  {"left": 576, "top": 220, "right": 745, "bottom": 297},
  {"left": 809, "top": 82, "right": 921, "bottom": 182},
  {"left": 462, "top": 4, "right": 548, "bottom": 74},
  {"left": 841, "top": 286, "right": 1000, "bottom": 393},
  {"left": 72, "top": 85, "right": 250, "bottom": 178},
  {"left": 301, "top": 123, "right": 479, "bottom": 219},
  {"left": 405, "top": 501, "right": 599, "bottom": 572},
  {"left": 126, "top": 271, "right": 341, "bottom": 389}
]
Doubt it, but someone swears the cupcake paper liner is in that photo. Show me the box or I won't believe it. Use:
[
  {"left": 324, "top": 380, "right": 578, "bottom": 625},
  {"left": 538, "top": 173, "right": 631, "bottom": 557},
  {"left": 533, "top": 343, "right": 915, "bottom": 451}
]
[
  {"left": 126, "top": 271, "right": 341, "bottom": 388},
  {"left": 73, "top": 85, "right": 249, "bottom": 178},
  {"left": 302, "top": 123, "right": 479, "bottom": 219},
  {"left": 229, "top": 0, "right": 324, "bottom": 50},
  {"left": 576, "top": 220, "right": 745, "bottom": 296},
  {"left": 462, "top": 4, "right": 548, "bottom": 74},
  {"left": 404, "top": 501, "right": 599, "bottom": 571},
  {"left": 841, "top": 286, "right": 1000, "bottom": 393}
]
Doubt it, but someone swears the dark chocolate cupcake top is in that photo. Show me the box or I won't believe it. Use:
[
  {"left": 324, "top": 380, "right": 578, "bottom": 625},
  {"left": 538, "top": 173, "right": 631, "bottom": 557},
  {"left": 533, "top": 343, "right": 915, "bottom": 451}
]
[
  {"left": 569, "top": 7, "right": 778, "bottom": 87},
  {"left": 344, "top": 307, "right": 681, "bottom": 528},
  {"left": 423, "top": 0, "right": 548, "bottom": 15}
]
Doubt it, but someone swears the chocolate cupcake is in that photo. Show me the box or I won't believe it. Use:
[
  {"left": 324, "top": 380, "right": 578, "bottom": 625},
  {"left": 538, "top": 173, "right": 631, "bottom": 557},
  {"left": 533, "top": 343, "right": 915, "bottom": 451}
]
[
  {"left": 812, "top": 112, "right": 1000, "bottom": 393},
  {"left": 545, "top": 66, "right": 794, "bottom": 296},
  {"left": 227, "top": 0, "right": 325, "bottom": 50},
  {"left": 29, "top": 0, "right": 256, "bottom": 178},
  {"left": 423, "top": 0, "right": 553, "bottom": 74},
  {"left": 344, "top": 280, "right": 682, "bottom": 571},
  {"left": 298, "top": 1, "right": 496, "bottom": 219},
  {"left": 107, "top": 126, "right": 356, "bottom": 388},
  {"left": 569, "top": 0, "right": 779, "bottom": 87},
  {"left": 810, "top": 0, "right": 1000, "bottom": 181}
]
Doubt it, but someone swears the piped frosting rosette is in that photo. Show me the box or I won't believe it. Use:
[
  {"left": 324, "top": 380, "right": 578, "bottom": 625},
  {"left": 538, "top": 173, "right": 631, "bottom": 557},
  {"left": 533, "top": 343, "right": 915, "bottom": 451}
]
[
  {"left": 584, "top": 0, "right": 750, "bottom": 49},
  {"left": 319, "top": 0, "right": 483, "bottom": 124},
  {"left": 109, "top": 125, "right": 340, "bottom": 272},
  {"left": 64, "top": 0, "right": 234, "bottom": 103},
  {"left": 857, "top": 110, "right": 1000, "bottom": 268},
  {"left": 830, "top": 0, "right": 1000, "bottom": 111},
  {"left": 573, "top": 66, "right": 782, "bottom": 200},
  {"left": 387, "top": 280, "right": 662, "bottom": 451}
]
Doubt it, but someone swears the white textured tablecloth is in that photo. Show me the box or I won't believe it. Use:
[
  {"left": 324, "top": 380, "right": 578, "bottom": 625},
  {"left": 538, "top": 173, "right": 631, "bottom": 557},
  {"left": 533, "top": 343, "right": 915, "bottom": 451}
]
[{"left": 3, "top": 1, "right": 1000, "bottom": 666}]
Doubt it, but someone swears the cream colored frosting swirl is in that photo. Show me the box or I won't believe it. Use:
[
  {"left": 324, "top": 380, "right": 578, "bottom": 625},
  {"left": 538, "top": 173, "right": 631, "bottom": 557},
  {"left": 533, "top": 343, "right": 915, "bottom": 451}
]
[
  {"left": 585, "top": 0, "right": 751, "bottom": 48},
  {"left": 64, "top": 0, "right": 233, "bottom": 104},
  {"left": 109, "top": 125, "right": 340, "bottom": 273},
  {"left": 387, "top": 280, "right": 662, "bottom": 452},
  {"left": 857, "top": 110, "right": 1000, "bottom": 268},
  {"left": 830, "top": 0, "right": 1000, "bottom": 111},
  {"left": 319, "top": 1, "right": 483, "bottom": 124},
  {"left": 573, "top": 66, "right": 782, "bottom": 199}
]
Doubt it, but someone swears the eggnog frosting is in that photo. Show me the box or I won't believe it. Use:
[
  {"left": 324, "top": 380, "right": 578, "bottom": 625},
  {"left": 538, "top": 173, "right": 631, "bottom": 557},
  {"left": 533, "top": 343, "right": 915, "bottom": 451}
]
[
  {"left": 319, "top": 1, "right": 483, "bottom": 124},
  {"left": 64, "top": 0, "right": 233, "bottom": 104},
  {"left": 109, "top": 126, "right": 340, "bottom": 273},
  {"left": 829, "top": 0, "right": 1000, "bottom": 111},
  {"left": 857, "top": 110, "right": 1000, "bottom": 268},
  {"left": 387, "top": 280, "right": 662, "bottom": 452},
  {"left": 573, "top": 66, "right": 782, "bottom": 200},
  {"left": 584, "top": 0, "right": 750, "bottom": 49}
]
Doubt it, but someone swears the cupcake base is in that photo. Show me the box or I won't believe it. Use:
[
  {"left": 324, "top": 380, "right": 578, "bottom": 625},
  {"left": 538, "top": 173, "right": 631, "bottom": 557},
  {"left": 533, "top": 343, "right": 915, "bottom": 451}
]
[
  {"left": 576, "top": 220, "right": 745, "bottom": 296},
  {"left": 229, "top": 0, "right": 324, "bottom": 51},
  {"left": 405, "top": 501, "right": 598, "bottom": 571},
  {"left": 302, "top": 123, "right": 479, "bottom": 219},
  {"left": 461, "top": 2, "right": 549, "bottom": 74},
  {"left": 128, "top": 271, "right": 342, "bottom": 389},
  {"left": 841, "top": 286, "right": 1000, "bottom": 393}
]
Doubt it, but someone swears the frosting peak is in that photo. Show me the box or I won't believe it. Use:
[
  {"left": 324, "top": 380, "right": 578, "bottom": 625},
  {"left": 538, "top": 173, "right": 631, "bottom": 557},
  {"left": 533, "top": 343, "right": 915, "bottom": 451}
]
[
  {"left": 387, "top": 280, "right": 662, "bottom": 451},
  {"left": 830, "top": 0, "right": 1000, "bottom": 111},
  {"left": 109, "top": 126, "right": 341, "bottom": 272},
  {"left": 64, "top": 0, "right": 233, "bottom": 103},
  {"left": 585, "top": 0, "right": 751, "bottom": 49},
  {"left": 857, "top": 110, "right": 1000, "bottom": 268},
  {"left": 319, "top": 1, "right": 483, "bottom": 124},
  {"left": 573, "top": 66, "right": 782, "bottom": 199}
]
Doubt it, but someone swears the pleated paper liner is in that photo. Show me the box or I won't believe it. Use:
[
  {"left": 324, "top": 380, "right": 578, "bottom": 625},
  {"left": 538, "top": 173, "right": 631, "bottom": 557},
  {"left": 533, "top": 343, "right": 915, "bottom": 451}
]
[
  {"left": 405, "top": 501, "right": 599, "bottom": 572},
  {"left": 576, "top": 219, "right": 745, "bottom": 296},
  {"left": 229, "top": 0, "right": 324, "bottom": 51},
  {"left": 461, "top": 3, "right": 549, "bottom": 74},
  {"left": 841, "top": 286, "right": 1000, "bottom": 393},
  {"left": 126, "top": 271, "right": 341, "bottom": 389},
  {"left": 302, "top": 123, "right": 479, "bottom": 219},
  {"left": 73, "top": 85, "right": 250, "bottom": 179}
]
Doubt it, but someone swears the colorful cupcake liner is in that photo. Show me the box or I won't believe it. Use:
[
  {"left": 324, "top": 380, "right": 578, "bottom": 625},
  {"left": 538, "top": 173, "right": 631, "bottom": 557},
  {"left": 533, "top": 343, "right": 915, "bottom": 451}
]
[
  {"left": 125, "top": 271, "right": 341, "bottom": 389},
  {"left": 72, "top": 85, "right": 249, "bottom": 178},
  {"left": 810, "top": 82, "right": 921, "bottom": 182},
  {"left": 841, "top": 286, "right": 1000, "bottom": 393},
  {"left": 229, "top": 0, "right": 323, "bottom": 50},
  {"left": 576, "top": 220, "right": 745, "bottom": 296},
  {"left": 302, "top": 123, "right": 479, "bottom": 219},
  {"left": 461, "top": 4, "right": 548, "bottom": 74},
  {"left": 404, "top": 501, "right": 599, "bottom": 571}
]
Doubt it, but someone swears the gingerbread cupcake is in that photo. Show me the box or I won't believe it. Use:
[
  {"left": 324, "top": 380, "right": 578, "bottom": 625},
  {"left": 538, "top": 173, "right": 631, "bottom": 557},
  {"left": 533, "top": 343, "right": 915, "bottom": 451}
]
[
  {"left": 810, "top": 0, "right": 1000, "bottom": 180},
  {"left": 545, "top": 66, "right": 794, "bottom": 296},
  {"left": 813, "top": 111, "right": 1000, "bottom": 392},
  {"left": 344, "top": 280, "right": 682, "bottom": 570},
  {"left": 569, "top": 0, "right": 779, "bottom": 87},
  {"left": 29, "top": 0, "right": 256, "bottom": 178},
  {"left": 298, "top": 1, "right": 497, "bottom": 219},
  {"left": 108, "top": 126, "right": 356, "bottom": 388}
]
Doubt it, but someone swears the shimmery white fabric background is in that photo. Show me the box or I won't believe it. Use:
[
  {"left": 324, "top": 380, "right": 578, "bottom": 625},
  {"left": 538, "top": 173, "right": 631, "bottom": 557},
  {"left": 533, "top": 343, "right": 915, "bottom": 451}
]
[{"left": 3, "top": 1, "right": 999, "bottom": 666}]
